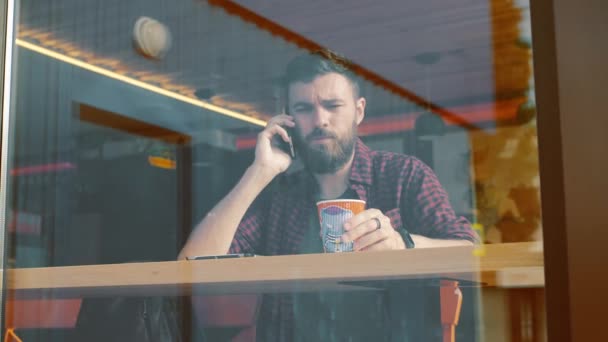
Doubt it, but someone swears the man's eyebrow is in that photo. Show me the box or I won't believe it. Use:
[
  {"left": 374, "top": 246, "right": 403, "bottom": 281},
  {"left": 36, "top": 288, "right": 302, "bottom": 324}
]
[
  {"left": 291, "top": 101, "right": 313, "bottom": 108},
  {"left": 321, "top": 99, "right": 345, "bottom": 105},
  {"left": 291, "top": 98, "right": 344, "bottom": 108}
]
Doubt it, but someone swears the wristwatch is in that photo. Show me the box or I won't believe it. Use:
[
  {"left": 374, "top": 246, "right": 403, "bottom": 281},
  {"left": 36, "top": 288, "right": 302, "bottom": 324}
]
[{"left": 397, "top": 228, "right": 415, "bottom": 249}]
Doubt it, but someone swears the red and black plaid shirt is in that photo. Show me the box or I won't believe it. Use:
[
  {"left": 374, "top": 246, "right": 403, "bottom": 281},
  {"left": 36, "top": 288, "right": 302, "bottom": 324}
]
[{"left": 229, "top": 138, "right": 476, "bottom": 340}]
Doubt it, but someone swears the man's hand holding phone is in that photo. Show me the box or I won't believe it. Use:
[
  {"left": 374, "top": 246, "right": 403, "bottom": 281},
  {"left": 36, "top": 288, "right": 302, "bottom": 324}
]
[
  {"left": 253, "top": 114, "right": 296, "bottom": 177},
  {"left": 178, "top": 115, "right": 297, "bottom": 258}
]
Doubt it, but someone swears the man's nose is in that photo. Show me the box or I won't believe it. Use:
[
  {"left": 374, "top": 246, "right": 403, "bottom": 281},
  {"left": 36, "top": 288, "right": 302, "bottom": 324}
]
[{"left": 312, "top": 106, "right": 330, "bottom": 127}]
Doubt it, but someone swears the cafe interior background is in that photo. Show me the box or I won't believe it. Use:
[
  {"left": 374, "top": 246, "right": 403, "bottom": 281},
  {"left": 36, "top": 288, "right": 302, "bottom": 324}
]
[{"left": 3, "top": 0, "right": 546, "bottom": 341}]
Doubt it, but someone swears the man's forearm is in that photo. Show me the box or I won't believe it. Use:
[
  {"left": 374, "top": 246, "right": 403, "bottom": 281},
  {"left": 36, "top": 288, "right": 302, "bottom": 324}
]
[
  {"left": 410, "top": 234, "right": 474, "bottom": 248},
  {"left": 178, "top": 164, "right": 276, "bottom": 259}
]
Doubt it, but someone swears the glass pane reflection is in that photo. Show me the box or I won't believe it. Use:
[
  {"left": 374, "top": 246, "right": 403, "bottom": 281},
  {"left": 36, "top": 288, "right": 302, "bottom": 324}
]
[{"left": 3, "top": 1, "right": 544, "bottom": 341}]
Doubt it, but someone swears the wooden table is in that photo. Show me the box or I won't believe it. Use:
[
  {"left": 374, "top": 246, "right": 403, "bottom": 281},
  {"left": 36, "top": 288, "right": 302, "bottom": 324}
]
[
  {"left": 5, "top": 242, "right": 543, "bottom": 298},
  {"left": 3, "top": 242, "right": 545, "bottom": 341}
]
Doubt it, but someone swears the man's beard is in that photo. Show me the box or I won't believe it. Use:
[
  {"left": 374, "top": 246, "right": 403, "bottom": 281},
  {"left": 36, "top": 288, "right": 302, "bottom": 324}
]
[{"left": 294, "top": 122, "right": 357, "bottom": 174}]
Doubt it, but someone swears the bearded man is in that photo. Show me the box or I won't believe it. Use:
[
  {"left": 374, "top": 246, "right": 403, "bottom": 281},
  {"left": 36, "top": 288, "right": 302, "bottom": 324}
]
[{"left": 179, "top": 51, "right": 476, "bottom": 341}]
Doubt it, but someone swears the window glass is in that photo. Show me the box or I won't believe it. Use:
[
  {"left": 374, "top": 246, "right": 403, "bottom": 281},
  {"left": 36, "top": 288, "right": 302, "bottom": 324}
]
[{"left": 2, "top": 1, "right": 544, "bottom": 341}]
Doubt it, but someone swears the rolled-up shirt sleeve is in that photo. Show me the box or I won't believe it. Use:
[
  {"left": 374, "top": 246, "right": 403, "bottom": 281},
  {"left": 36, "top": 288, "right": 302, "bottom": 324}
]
[{"left": 403, "top": 158, "right": 478, "bottom": 243}]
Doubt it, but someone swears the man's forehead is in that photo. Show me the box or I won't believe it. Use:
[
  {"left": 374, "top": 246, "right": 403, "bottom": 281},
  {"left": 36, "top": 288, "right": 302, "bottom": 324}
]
[{"left": 288, "top": 73, "right": 355, "bottom": 102}]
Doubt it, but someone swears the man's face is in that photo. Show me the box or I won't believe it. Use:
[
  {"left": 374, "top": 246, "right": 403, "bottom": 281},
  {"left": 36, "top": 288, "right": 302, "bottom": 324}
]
[{"left": 288, "top": 72, "right": 366, "bottom": 174}]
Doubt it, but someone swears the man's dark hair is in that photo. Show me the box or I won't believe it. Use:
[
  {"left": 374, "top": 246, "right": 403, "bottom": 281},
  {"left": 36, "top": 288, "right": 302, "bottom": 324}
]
[{"left": 282, "top": 50, "right": 361, "bottom": 104}]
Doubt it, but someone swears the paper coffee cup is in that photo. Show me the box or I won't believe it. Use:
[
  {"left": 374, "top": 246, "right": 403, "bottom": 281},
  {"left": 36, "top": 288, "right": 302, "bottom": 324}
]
[{"left": 316, "top": 199, "right": 366, "bottom": 253}]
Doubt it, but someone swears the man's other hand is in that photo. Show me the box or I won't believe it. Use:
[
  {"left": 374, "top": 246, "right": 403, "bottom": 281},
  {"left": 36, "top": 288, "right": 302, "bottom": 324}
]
[{"left": 341, "top": 208, "right": 406, "bottom": 251}]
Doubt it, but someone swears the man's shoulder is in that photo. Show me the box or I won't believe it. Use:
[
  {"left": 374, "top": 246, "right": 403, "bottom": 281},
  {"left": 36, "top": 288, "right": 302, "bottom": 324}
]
[
  {"left": 367, "top": 148, "right": 422, "bottom": 171},
  {"left": 266, "top": 169, "right": 310, "bottom": 194},
  {"left": 352, "top": 139, "right": 429, "bottom": 185},
  {"left": 248, "top": 172, "right": 304, "bottom": 211}
]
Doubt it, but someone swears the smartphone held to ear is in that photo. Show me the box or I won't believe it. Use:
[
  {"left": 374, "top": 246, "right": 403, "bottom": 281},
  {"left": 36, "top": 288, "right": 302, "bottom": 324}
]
[
  {"left": 274, "top": 126, "right": 296, "bottom": 159},
  {"left": 269, "top": 111, "right": 296, "bottom": 159},
  {"left": 272, "top": 121, "right": 296, "bottom": 159}
]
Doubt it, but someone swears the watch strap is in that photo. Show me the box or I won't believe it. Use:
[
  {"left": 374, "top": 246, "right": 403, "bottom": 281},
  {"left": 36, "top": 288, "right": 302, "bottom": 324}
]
[{"left": 397, "top": 228, "right": 415, "bottom": 249}]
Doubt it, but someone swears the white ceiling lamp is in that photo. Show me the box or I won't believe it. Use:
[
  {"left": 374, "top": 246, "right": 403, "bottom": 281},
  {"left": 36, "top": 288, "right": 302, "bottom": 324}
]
[{"left": 133, "top": 16, "right": 172, "bottom": 60}]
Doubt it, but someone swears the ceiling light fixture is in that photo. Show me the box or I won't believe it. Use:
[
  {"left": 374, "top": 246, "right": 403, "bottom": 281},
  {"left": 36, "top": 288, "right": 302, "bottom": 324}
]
[{"left": 15, "top": 38, "right": 266, "bottom": 127}]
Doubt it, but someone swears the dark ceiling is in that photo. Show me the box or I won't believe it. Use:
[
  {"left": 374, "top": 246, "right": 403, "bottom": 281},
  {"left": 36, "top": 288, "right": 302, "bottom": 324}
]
[{"left": 17, "top": 0, "right": 533, "bottom": 134}]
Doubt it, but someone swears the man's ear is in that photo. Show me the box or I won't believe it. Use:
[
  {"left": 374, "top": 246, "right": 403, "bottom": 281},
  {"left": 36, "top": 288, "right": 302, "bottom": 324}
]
[{"left": 355, "top": 97, "right": 366, "bottom": 125}]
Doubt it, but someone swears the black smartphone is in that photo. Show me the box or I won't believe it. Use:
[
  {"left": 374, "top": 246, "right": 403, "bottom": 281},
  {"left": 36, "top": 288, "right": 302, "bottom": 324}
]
[
  {"left": 273, "top": 123, "right": 296, "bottom": 159},
  {"left": 278, "top": 127, "right": 296, "bottom": 159},
  {"left": 186, "top": 253, "right": 256, "bottom": 260}
]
